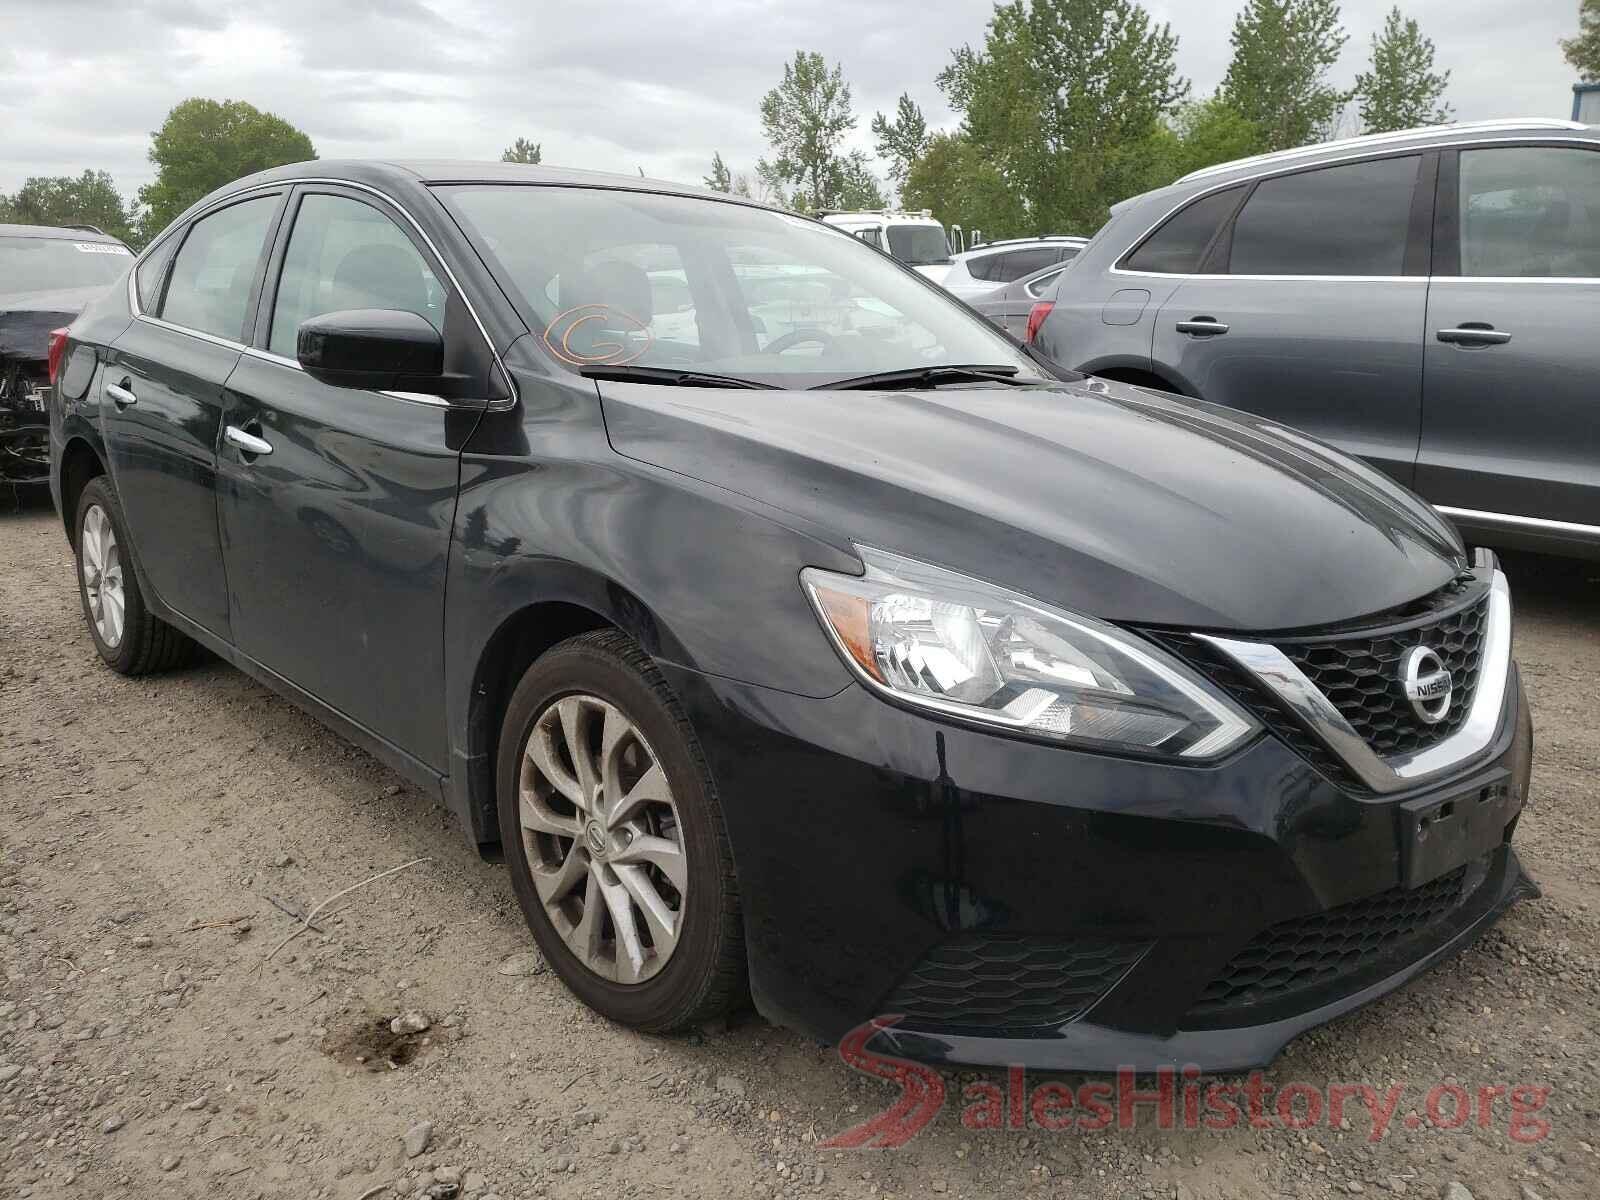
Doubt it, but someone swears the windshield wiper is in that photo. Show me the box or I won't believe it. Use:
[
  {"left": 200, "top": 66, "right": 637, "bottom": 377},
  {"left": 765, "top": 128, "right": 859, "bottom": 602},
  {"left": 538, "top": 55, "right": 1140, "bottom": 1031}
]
[
  {"left": 811, "top": 364, "right": 1029, "bottom": 391},
  {"left": 580, "top": 365, "right": 778, "bottom": 390}
]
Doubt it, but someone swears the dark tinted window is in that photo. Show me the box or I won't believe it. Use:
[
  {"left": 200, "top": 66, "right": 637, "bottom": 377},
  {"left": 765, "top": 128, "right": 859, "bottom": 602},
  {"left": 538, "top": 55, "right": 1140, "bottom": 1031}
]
[
  {"left": 136, "top": 236, "right": 178, "bottom": 311},
  {"left": 1123, "top": 186, "right": 1244, "bottom": 274},
  {"left": 966, "top": 251, "right": 1004, "bottom": 282},
  {"left": 160, "top": 196, "right": 278, "bottom": 340},
  {"left": 1230, "top": 156, "right": 1419, "bottom": 276},
  {"left": 991, "top": 247, "right": 1059, "bottom": 283},
  {"left": 1458, "top": 146, "right": 1600, "bottom": 278}
]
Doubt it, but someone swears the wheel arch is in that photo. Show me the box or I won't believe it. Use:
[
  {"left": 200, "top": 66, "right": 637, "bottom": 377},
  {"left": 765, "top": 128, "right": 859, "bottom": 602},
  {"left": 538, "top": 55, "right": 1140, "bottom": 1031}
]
[
  {"left": 58, "top": 435, "right": 109, "bottom": 544},
  {"left": 1089, "top": 363, "right": 1193, "bottom": 397}
]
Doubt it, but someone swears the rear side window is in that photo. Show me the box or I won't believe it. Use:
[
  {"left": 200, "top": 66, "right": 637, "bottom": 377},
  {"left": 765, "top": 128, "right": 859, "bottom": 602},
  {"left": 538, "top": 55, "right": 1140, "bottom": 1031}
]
[
  {"left": 990, "top": 247, "right": 1059, "bottom": 283},
  {"left": 136, "top": 236, "right": 178, "bottom": 311},
  {"left": 1229, "top": 156, "right": 1419, "bottom": 276},
  {"left": 268, "top": 193, "right": 443, "bottom": 358},
  {"left": 1122, "top": 186, "right": 1245, "bottom": 274},
  {"left": 1458, "top": 146, "right": 1600, "bottom": 278},
  {"left": 160, "top": 196, "right": 278, "bottom": 341}
]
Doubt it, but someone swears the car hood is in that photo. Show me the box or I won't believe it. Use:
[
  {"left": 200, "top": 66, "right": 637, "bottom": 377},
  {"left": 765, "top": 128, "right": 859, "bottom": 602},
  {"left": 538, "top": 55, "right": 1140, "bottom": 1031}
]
[
  {"left": 599, "top": 376, "right": 1467, "bottom": 632},
  {"left": 0, "top": 285, "right": 106, "bottom": 360}
]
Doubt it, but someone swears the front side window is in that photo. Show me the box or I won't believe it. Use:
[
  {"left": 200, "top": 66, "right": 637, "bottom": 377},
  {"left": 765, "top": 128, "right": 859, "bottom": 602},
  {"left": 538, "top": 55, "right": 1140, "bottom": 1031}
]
[
  {"left": 437, "top": 186, "right": 1036, "bottom": 388},
  {"left": 0, "top": 235, "right": 131, "bottom": 297},
  {"left": 1229, "top": 156, "right": 1419, "bottom": 276},
  {"left": 160, "top": 196, "right": 279, "bottom": 341},
  {"left": 269, "top": 194, "right": 443, "bottom": 358},
  {"left": 1458, "top": 146, "right": 1600, "bottom": 278},
  {"left": 1122, "top": 185, "right": 1245, "bottom": 274},
  {"left": 885, "top": 223, "right": 951, "bottom": 267}
]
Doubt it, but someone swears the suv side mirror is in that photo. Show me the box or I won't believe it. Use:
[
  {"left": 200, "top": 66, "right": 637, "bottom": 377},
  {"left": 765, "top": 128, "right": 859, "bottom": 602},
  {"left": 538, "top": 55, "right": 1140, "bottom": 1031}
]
[{"left": 296, "top": 309, "right": 461, "bottom": 395}]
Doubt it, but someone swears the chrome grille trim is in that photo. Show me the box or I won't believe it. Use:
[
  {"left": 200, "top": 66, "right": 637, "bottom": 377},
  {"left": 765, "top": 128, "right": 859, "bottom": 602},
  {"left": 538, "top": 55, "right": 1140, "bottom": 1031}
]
[{"left": 1197, "top": 558, "right": 1512, "bottom": 795}]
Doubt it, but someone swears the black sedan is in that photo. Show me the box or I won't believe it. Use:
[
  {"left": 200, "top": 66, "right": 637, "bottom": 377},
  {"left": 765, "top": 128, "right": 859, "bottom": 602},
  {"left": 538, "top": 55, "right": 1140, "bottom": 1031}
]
[{"left": 49, "top": 161, "right": 1533, "bottom": 1070}]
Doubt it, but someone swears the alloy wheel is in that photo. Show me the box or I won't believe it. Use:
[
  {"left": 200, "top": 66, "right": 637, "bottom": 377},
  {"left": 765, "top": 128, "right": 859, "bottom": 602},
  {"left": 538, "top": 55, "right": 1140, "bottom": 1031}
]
[
  {"left": 517, "top": 694, "right": 687, "bottom": 984},
  {"left": 80, "top": 504, "right": 125, "bottom": 649}
]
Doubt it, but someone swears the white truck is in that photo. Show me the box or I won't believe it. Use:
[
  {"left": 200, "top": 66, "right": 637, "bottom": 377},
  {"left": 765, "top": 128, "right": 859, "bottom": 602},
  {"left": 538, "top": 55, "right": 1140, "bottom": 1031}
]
[{"left": 817, "top": 210, "right": 956, "bottom": 281}]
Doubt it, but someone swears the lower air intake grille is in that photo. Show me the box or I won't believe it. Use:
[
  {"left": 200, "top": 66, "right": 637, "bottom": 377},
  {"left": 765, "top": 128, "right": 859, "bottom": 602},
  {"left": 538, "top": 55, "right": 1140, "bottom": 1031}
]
[
  {"left": 884, "top": 935, "right": 1148, "bottom": 1031},
  {"left": 1187, "top": 866, "right": 1469, "bottom": 1018}
]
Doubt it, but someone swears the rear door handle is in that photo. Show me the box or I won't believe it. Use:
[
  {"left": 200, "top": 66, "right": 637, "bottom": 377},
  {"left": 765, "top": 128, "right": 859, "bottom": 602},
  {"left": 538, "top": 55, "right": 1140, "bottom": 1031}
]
[
  {"left": 1176, "top": 318, "right": 1229, "bottom": 337},
  {"left": 1437, "top": 324, "right": 1511, "bottom": 346},
  {"left": 105, "top": 380, "right": 136, "bottom": 408},
  {"left": 224, "top": 425, "right": 273, "bottom": 456}
]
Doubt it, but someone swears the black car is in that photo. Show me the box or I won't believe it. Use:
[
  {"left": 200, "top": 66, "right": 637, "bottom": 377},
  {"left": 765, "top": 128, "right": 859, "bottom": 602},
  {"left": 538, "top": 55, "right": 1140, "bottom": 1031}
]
[
  {"left": 49, "top": 161, "right": 1533, "bottom": 1071},
  {"left": 2, "top": 223, "right": 132, "bottom": 487}
]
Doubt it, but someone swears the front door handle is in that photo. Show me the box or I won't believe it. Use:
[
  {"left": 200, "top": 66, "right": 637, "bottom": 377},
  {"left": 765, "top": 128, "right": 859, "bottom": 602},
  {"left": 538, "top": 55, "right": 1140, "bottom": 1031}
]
[
  {"left": 1437, "top": 323, "right": 1512, "bottom": 347},
  {"left": 224, "top": 424, "right": 273, "bottom": 457},
  {"left": 1176, "top": 317, "right": 1229, "bottom": 337},
  {"left": 105, "top": 380, "right": 136, "bottom": 408}
]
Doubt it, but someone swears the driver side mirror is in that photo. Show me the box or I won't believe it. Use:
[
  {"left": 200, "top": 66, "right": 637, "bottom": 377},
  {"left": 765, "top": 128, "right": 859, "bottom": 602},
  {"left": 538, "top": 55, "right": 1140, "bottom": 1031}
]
[{"left": 297, "top": 309, "right": 467, "bottom": 396}]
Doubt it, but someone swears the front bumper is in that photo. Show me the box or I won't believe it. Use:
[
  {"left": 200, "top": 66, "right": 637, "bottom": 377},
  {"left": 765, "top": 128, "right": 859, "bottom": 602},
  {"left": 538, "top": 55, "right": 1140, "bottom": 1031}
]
[{"left": 661, "top": 659, "right": 1534, "bottom": 1071}]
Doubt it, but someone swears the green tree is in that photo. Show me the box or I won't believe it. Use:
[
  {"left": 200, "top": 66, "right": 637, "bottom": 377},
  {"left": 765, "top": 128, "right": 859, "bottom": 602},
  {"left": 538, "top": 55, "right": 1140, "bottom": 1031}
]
[
  {"left": 137, "top": 99, "right": 315, "bottom": 240},
  {"left": 704, "top": 151, "right": 733, "bottom": 192},
  {"left": 756, "top": 51, "right": 858, "bottom": 211},
  {"left": 1563, "top": 0, "right": 1600, "bottom": 80},
  {"left": 902, "top": 132, "right": 1027, "bottom": 242},
  {"left": 1220, "top": 0, "right": 1350, "bottom": 151},
  {"left": 1122, "top": 96, "right": 1265, "bottom": 194},
  {"left": 839, "top": 151, "right": 886, "bottom": 209},
  {"left": 937, "top": 0, "right": 1189, "bottom": 235},
  {"left": 870, "top": 93, "right": 929, "bottom": 191},
  {"left": 502, "top": 137, "right": 543, "bottom": 164},
  {"left": 1354, "top": 8, "right": 1451, "bottom": 132},
  {"left": 0, "top": 170, "right": 136, "bottom": 244}
]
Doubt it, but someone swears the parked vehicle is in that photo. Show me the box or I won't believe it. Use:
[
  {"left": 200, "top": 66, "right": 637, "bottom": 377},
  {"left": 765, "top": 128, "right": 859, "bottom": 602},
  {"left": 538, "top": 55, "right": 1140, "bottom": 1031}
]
[
  {"left": 51, "top": 161, "right": 1533, "bottom": 1070},
  {"left": 1039, "top": 118, "right": 1600, "bottom": 560},
  {"left": 818, "top": 209, "right": 953, "bottom": 279},
  {"left": 1, "top": 223, "right": 132, "bottom": 487},
  {"left": 941, "top": 236, "right": 1087, "bottom": 301},
  {"left": 968, "top": 259, "right": 1071, "bottom": 340}
]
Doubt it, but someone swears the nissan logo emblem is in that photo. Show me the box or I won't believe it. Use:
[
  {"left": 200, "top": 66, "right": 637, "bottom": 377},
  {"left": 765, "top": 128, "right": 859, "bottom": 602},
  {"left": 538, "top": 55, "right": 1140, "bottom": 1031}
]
[{"left": 1401, "top": 646, "right": 1453, "bottom": 725}]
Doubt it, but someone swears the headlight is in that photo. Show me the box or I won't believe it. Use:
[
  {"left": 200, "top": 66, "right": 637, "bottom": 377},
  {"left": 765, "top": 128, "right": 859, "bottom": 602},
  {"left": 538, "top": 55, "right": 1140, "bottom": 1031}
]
[{"left": 802, "top": 548, "right": 1258, "bottom": 759}]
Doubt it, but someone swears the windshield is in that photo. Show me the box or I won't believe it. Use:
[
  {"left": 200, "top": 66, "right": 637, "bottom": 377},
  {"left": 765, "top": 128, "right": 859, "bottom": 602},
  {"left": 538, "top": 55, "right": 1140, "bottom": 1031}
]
[
  {"left": 886, "top": 223, "right": 952, "bottom": 266},
  {"left": 435, "top": 186, "right": 1031, "bottom": 388},
  {"left": 0, "top": 235, "right": 131, "bottom": 296}
]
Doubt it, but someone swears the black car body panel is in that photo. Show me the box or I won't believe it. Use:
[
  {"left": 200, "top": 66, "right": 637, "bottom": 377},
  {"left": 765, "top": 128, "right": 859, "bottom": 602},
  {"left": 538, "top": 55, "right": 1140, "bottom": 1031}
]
[{"left": 49, "top": 161, "right": 1533, "bottom": 1069}]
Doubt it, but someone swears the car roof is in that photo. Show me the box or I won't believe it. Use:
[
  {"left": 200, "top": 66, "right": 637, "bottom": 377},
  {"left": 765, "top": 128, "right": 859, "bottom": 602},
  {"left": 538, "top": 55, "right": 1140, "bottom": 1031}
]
[
  {"left": 961, "top": 236, "right": 1086, "bottom": 258},
  {"left": 0, "top": 222, "right": 125, "bottom": 244},
  {"left": 1111, "top": 118, "right": 1599, "bottom": 217}
]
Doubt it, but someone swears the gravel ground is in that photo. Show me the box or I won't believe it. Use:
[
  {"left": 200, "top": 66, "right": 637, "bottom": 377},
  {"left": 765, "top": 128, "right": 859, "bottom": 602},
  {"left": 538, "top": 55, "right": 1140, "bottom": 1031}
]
[{"left": 2, "top": 495, "right": 1598, "bottom": 1200}]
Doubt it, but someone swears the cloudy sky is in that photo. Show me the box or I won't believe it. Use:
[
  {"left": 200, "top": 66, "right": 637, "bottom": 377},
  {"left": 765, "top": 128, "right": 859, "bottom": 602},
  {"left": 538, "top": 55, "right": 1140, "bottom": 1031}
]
[{"left": 0, "top": 0, "right": 1582, "bottom": 200}]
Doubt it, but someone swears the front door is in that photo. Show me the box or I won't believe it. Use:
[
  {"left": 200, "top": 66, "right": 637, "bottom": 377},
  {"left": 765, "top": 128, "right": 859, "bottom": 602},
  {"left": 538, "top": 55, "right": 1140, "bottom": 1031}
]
[
  {"left": 1418, "top": 144, "right": 1600, "bottom": 528},
  {"left": 215, "top": 187, "right": 486, "bottom": 770},
  {"left": 1151, "top": 154, "right": 1433, "bottom": 485},
  {"left": 103, "top": 192, "right": 285, "bottom": 637}
]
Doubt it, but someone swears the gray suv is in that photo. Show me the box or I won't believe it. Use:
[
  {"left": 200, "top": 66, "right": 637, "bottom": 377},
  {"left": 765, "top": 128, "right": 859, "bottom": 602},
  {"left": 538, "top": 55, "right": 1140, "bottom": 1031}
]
[{"left": 1038, "top": 118, "right": 1600, "bottom": 560}]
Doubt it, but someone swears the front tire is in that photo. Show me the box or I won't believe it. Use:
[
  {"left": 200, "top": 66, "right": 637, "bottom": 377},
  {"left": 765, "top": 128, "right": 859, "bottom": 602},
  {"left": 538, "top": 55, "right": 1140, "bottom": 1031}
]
[
  {"left": 73, "top": 477, "right": 195, "bottom": 674},
  {"left": 495, "top": 630, "right": 745, "bottom": 1032}
]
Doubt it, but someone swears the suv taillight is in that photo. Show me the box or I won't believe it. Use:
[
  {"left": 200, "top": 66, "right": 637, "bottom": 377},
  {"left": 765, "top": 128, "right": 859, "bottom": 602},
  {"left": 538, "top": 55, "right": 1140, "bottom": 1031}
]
[
  {"left": 1024, "top": 302, "right": 1054, "bottom": 345},
  {"left": 47, "top": 328, "right": 70, "bottom": 384}
]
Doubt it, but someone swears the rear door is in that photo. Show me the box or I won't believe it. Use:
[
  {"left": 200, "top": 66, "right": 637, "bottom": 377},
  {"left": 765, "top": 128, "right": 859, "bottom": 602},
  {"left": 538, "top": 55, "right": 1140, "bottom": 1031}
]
[
  {"left": 1418, "top": 143, "right": 1600, "bottom": 529},
  {"left": 1150, "top": 154, "right": 1434, "bottom": 484},
  {"left": 215, "top": 185, "right": 492, "bottom": 771},
  {"left": 104, "top": 191, "right": 285, "bottom": 637}
]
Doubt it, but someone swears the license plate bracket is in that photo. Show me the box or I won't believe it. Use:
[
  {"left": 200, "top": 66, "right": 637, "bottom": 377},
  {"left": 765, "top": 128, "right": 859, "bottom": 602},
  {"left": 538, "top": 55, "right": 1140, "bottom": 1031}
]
[{"left": 1400, "top": 773, "right": 1519, "bottom": 889}]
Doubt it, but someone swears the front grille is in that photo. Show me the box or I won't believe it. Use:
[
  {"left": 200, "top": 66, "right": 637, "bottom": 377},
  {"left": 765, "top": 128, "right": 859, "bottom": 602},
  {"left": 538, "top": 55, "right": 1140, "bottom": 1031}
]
[
  {"left": 1151, "top": 578, "right": 1491, "bottom": 784},
  {"left": 883, "top": 936, "right": 1149, "bottom": 1032},
  {"left": 1278, "top": 592, "right": 1488, "bottom": 757},
  {"left": 1186, "top": 866, "right": 1468, "bottom": 1018}
]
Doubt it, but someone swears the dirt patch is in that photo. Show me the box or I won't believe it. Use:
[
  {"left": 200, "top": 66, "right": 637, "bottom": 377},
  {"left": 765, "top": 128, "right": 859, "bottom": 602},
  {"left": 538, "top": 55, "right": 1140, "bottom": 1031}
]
[{"left": 321, "top": 1008, "right": 435, "bottom": 1073}]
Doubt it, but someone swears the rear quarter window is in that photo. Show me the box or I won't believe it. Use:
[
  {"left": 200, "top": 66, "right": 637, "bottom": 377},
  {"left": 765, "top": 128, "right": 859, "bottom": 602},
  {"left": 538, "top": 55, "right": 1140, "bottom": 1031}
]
[{"left": 1121, "top": 186, "right": 1246, "bottom": 274}]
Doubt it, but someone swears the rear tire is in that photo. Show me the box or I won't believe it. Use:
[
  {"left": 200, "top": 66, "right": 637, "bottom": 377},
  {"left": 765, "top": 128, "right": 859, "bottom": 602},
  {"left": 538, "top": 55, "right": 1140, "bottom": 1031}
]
[
  {"left": 73, "top": 477, "right": 196, "bottom": 675},
  {"left": 496, "top": 630, "right": 745, "bottom": 1032}
]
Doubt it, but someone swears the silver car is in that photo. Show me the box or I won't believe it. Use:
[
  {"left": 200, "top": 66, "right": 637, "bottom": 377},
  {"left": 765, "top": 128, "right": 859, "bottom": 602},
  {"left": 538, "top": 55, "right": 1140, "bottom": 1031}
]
[
  {"left": 967, "top": 260, "right": 1071, "bottom": 340},
  {"left": 941, "top": 236, "right": 1087, "bottom": 301},
  {"left": 1037, "top": 118, "right": 1600, "bottom": 559}
]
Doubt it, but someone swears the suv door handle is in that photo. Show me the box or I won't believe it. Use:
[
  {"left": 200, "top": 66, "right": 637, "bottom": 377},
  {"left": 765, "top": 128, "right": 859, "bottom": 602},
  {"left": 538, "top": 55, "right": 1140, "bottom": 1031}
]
[
  {"left": 1176, "top": 318, "right": 1229, "bottom": 337},
  {"left": 1436, "top": 324, "right": 1512, "bottom": 346},
  {"left": 105, "top": 380, "right": 136, "bottom": 408},
  {"left": 224, "top": 424, "right": 273, "bottom": 457}
]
